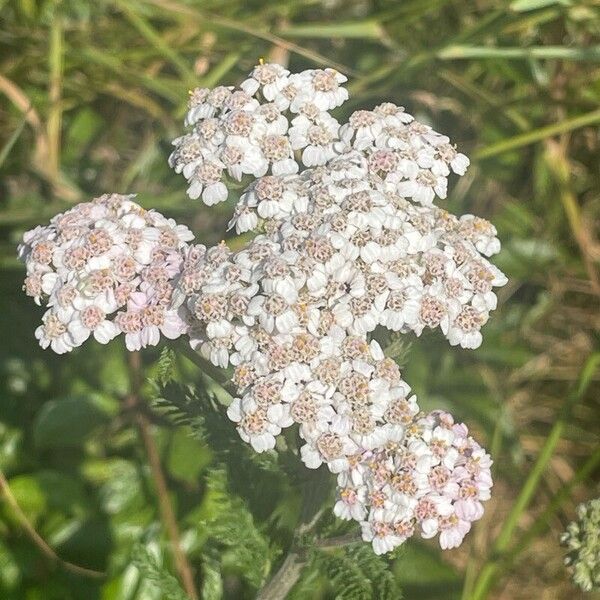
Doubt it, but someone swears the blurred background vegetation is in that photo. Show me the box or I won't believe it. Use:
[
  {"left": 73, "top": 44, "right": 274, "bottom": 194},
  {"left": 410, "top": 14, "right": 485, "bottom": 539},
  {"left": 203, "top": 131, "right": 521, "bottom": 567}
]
[{"left": 1, "top": 0, "right": 599, "bottom": 598}]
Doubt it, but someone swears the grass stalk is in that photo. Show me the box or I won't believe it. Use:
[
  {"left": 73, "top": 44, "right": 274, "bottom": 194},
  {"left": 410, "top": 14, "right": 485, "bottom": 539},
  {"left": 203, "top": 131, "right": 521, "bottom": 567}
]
[
  {"left": 439, "top": 45, "right": 600, "bottom": 61},
  {"left": 474, "top": 108, "right": 600, "bottom": 159},
  {"left": 116, "top": 0, "right": 197, "bottom": 88},
  {"left": 0, "top": 116, "right": 27, "bottom": 169},
  {"left": 47, "top": 12, "right": 63, "bottom": 186},
  {"left": 471, "top": 352, "right": 600, "bottom": 600}
]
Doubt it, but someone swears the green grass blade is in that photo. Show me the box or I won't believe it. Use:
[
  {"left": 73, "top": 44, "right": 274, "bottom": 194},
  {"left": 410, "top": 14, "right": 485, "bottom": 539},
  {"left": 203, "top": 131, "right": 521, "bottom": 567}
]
[
  {"left": 279, "top": 21, "right": 385, "bottom": 39},
  {"left": 474, "top": 108, "right": 600, "bottom": 159},
  {"left": 47, "top": 13, "right": 63, "bottom": 183},
  {"left": 0, "top": 116, "right": 26, "bottom": 169},
  {"left": 116, "top": 0, "right": 197, "bottom": 87},
  {"left": 141, "top": 0, "right": 358, "bottom": 76},
  {"left": 438, "top": 45, "right": 600, "bottom": 61},
  {"left": 471, "top": 352, "right": 600, "bottom": 600},
  {"left": 510, "top": 0, "right": 571, "bottom": 12}
]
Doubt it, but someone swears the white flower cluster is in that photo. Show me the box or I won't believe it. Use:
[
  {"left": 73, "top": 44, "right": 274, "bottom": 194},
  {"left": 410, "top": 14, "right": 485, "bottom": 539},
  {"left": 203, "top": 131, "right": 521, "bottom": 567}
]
[
  {"left": 335, "top": 410, "right": 492, "bottom": 554},
  {"left": 339, "top": 104, "right": 470, "bottom": 205},
  {"left": 169, "top": 63, "right": 347, "bottom": 205},
  {"left": 167, "top": 65, "right": 504, "bottom": 553},
  {"left": 18, "top": 194, "right": 193, "bottom": 353},
  {"left": 174, "top": 149, "right": 500, "bottom": 553},
  {"left": 561, "top": 498, "right": 600, "bottom": 592},
  {"left": 179, "top": 236, "right": 415, "bottom": 461},
  {"left": 20, "top": 63, "right": 505, "bottom": 555},
  {"left": 227, "top": 152, "right": 506, "bottom": 350}
]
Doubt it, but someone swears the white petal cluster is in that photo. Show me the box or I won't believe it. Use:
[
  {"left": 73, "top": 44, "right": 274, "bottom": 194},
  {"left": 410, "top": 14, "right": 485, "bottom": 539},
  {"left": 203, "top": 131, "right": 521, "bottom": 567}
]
[
  {"left": 176, "top": 238, "right": 404, "bottom": 459},
  {"left": 20, "top": 63, "right": 505, "bottom": 555},
  {"left": 335, "top": 410, "right": 493, "bottom": 555},
  {"left": 178, "top": 157, "right": 505, "bottom": 472},
  {"left": 18, "top": 194, "right": 193, "bottom": 353},
  {"left": 229, "top": 152, "right": 506, "bottom": 349},
  {"left": 168, "top": 67, "right": 505, "bottom": 554},
  {"left": 339, "top": 104, "right": 470, "bottom": 205},
  {"left": 169, "top": 63, "right": 348, "bottom": 204}
]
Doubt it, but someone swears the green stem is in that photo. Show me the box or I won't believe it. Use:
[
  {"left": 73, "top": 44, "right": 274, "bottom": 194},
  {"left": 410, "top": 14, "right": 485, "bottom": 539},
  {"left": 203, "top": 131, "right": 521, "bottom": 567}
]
[
  {"left": 0, "top": 470, "right": 104, "bottom": 579},
  {"left": 256, "top": 467, "right": 332, "bottom": 600},
  {"left": 461, "top": 407, "right": 504, "bottom": 600},
  {"left": 471, "top": 352, "right": 600, "bottom": 600},
  {"left": 176, "top": 340, "right": 236, "bottom": 397},
  {"left": 472, "top": 445, "right": 600, "bottom": 596}
]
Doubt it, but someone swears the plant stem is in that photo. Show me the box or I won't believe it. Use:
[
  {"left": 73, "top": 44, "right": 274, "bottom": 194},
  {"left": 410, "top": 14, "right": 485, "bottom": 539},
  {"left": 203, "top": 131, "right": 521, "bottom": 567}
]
[
  {"left": 315, "top": 533, "right": 363, "bottom": 549},
  {"left": 256, "top": 552, "right": 304, "bottom": 600},
  {"left": 0, "top": 470, "right": 104, "bottom": 579},
  {"left": 126, "top": 351, "right": 199, "bottom": 600},
  {"left": 499, "top": 444, "right": 600, "bottom": 575},
  {"left": 257, "top": 467, "right": 333, "bottom": 600},
  {"left": 461, "top": 407, "right": 505, "bottom": 600},
  {"left": 176, "top": 341, "right": 236, "bottom": 397},
  {"left": 470, "top": 352, "right": 600, "bottom": 600}
]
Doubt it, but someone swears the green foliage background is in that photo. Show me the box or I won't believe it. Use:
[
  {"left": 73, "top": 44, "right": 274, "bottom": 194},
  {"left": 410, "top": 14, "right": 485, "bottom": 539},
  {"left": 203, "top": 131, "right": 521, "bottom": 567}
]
[{"left": 0, "top": 0, "right": 599, "bottom": 598}]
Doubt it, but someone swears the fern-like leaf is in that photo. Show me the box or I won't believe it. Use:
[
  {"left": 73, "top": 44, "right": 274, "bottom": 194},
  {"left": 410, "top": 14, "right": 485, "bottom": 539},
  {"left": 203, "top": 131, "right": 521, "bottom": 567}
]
[{"left": 131, "top": 544, "right": 189, "bottom": 600}]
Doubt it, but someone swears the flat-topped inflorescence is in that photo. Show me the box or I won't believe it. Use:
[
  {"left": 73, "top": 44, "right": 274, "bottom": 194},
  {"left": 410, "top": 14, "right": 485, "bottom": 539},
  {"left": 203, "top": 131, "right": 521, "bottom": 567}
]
[
  {"left": 169, "top": 64, "right": 348, "bottom": 205},
  {"left": 169, "top": 63, "right": 472, "bottom": 210},
  {"left": 18, "top": 194, "right": 193, "bottom": 353},
  {"left": 334, "top": 410, "right": 492, "bottom": 554},
  {"left": 19, "top": 62, "right": 506, "bottom": 555}
]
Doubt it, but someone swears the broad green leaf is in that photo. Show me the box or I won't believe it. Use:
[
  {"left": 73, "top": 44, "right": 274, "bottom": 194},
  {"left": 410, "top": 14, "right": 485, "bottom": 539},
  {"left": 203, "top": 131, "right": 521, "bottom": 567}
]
[
  {"left": 167, "top": 428, "right": 211, "bottom": 484},
  {"left": 0, "top": 423, "right": 22, "bottom": 471},
  {"left": 33, "top": 396, "right": 108, "bottom": 448},
  {"left": 394, "top": 542, "right": 460, "bottom": 586},
  {"left": 83, "top": 458, "right": 145, "bottom": 515},
  {"left": 5, "top": 474, "right": 46, "bottom": 523},
  {"left": 0, "top": 539, "right": 20, "bottom": 590}
]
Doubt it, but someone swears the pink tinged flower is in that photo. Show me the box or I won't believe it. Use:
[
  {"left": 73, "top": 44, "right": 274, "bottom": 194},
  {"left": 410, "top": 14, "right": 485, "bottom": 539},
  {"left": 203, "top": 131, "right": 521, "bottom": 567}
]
[
  {"left": 438, "top": 515, "right": 471, "bottom": 549},
  {"left": 454, "top": 498, "right": 484, "bottom": 522},
  {"left": 334, "top": 487, "right": 367, "bottom": 521},
  {"left": 361, "top": 519, "right": 404, "bottom": 555},
  {"left": 35, "top": 311, "right": 74, "bottom": 354},
  {"left": 68, "top": 306, "right": 119, "bottom": 346}
]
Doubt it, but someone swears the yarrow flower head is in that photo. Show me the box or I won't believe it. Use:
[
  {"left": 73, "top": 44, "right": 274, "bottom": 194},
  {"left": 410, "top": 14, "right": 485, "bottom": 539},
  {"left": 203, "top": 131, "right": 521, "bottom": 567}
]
[
  {"left": 334, "top": 410, "right": 492, "bottom": 554},
  {"left": 561, "top": 498, "right": 600, "bottom": 592},
  {"left": 169, "top": 64, "right": 349, "bottom": 205},
  {"left": 227, "top": 152, "right": 506, "bottom": 349},
  {"left": 18, "top": 194, "right": 193, "bottom": 353},
  {"left": 20, "top": 62, "right": 507, "bottom": 555}
]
